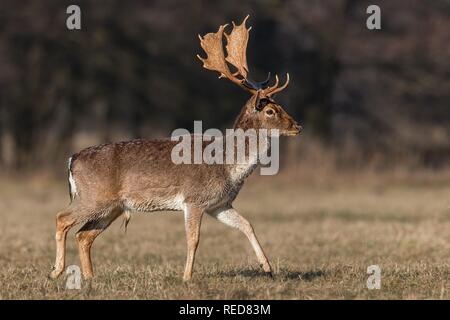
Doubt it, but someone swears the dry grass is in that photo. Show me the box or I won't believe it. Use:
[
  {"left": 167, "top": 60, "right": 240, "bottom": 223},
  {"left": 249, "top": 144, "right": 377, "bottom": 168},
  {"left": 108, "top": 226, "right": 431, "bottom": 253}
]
[{"left": 0, "top": 168, "right": 449, "bottom": 300}]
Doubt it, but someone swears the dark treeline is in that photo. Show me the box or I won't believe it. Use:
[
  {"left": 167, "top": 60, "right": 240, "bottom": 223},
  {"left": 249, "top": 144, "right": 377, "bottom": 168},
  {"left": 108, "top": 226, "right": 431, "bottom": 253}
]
[{"left": 0, "top": 0, "right": 449, "bottom": 171}]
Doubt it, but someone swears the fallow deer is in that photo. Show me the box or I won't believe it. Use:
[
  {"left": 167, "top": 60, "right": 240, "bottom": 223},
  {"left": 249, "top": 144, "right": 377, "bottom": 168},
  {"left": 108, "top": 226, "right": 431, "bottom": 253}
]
[{"left": 49, "top": 15, "right": 301, "bottom": 282}]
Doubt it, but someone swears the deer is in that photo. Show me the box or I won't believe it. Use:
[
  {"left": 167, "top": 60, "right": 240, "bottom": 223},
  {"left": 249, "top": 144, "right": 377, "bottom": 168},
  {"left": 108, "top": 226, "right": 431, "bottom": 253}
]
[{"left": 49, "top": 15, "right": 302, "bottom": 282}]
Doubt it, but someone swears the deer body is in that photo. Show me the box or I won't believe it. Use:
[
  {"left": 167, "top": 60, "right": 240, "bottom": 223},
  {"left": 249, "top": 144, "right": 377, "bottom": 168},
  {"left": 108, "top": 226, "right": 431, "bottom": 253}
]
[
  {"left": 50, "top": 15, "right": 301, "bottom": 281},
  {"left": 68, "top": 137, "right": 256, "bottom": 215}
]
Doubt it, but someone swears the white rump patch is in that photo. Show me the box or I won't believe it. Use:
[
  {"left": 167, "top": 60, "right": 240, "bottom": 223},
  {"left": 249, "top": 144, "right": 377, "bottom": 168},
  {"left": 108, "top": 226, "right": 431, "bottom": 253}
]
[{"left": 68, "top": 157, "right": 78, "bottom": 199}]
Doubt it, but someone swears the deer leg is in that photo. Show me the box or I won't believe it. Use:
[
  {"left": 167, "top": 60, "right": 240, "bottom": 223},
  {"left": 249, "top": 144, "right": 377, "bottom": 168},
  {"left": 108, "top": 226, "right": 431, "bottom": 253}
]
[
  {"left": 183, "top": 205, "right": 204, "bottom": 281},
  {"left": 209, "top": 206, "right": 272, "bottom": 274},
  {"left": 75, "top": 208, "right": 122, "bottom": 279},
  {"left": 49, "top": 209, "right": 78, "bottom": 279}
]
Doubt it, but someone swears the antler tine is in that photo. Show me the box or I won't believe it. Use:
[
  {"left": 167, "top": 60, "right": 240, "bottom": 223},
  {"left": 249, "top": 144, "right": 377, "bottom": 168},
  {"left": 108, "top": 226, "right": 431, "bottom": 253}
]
[
  {"left": 264, "top": 73, "right": 290, "bottom": 96},
  {"left": 260, "top": 72, "right": 271, "bottom": 87},
  {"left": 262, "top": 74, "right": 279, "bottom": 94}
]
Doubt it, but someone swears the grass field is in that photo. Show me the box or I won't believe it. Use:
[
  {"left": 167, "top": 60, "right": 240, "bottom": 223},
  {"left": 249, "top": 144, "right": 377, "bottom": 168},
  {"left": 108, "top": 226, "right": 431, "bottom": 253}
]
[{"left": 0, "top": 169, "right": 449, "bottom": 299}]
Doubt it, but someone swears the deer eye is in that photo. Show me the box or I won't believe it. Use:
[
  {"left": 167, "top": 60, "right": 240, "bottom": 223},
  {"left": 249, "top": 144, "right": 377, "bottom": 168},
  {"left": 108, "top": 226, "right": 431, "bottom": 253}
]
[{"left": 265, "top": 108, "right": 275, "bottom": 116}]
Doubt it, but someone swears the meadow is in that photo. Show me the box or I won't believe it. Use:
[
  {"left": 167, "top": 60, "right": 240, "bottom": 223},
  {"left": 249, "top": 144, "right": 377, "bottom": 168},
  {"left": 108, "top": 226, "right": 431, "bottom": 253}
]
[{"left": 0, "top": 168, "right": 449, "bottom": 299}]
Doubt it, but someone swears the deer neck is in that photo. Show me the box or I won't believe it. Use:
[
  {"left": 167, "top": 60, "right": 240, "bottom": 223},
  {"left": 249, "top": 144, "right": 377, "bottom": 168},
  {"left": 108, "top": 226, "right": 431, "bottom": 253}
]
[{"left": 226, "top": 122, "right": 271, "bottom": 184}]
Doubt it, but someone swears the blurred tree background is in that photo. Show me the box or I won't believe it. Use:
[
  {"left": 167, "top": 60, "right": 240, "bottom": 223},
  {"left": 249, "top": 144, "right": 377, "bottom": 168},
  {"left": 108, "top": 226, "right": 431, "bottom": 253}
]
[{"left": 0, "top": 0, "right": 449, "bottom": 173}]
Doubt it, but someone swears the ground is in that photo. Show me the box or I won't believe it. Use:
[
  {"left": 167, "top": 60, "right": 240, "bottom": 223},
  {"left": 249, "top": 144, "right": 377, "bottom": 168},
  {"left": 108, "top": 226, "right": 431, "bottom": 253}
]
[{"left": 0, "top": 169, "right": 449, "bottom": 299}]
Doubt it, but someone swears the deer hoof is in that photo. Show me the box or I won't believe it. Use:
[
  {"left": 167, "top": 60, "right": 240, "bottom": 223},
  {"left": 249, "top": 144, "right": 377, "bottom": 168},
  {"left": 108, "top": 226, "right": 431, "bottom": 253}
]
[{"left": 48, "top": 269, "right": 63, "bottom": 280}]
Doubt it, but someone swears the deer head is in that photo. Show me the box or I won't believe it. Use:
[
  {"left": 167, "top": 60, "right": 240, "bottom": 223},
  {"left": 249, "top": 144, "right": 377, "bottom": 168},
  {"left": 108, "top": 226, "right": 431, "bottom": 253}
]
[{"left": 197, "top": 15, "right": 302, "bottom": 136}]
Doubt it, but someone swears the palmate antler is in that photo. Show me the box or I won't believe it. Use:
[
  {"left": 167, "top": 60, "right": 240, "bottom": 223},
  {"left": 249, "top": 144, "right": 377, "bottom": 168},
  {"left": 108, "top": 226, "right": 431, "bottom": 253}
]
[{"left": 197, "top": 15, "right": 289, "bottom": 96}]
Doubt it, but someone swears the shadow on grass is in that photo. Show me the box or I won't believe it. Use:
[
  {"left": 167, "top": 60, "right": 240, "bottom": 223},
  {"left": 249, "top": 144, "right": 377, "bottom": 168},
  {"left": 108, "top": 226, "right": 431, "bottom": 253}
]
[
  {"left": 216, "top": 268, "right": 326, "bottom": 281},
  {"left": 278, "top": 269, "right": 326, "bottom": 281}
]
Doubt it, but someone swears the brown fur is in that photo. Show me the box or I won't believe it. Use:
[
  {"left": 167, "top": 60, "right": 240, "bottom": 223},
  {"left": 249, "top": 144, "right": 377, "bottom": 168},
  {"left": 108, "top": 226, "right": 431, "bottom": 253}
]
[{"left": 49, "top": 16, "right": 302, "bottom": 281}]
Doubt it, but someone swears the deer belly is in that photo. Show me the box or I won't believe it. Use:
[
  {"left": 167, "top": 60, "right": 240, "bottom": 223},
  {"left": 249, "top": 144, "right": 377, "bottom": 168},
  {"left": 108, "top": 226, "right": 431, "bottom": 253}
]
[{"left": 123, "top": 194, "right": 185, "bottom": 212}]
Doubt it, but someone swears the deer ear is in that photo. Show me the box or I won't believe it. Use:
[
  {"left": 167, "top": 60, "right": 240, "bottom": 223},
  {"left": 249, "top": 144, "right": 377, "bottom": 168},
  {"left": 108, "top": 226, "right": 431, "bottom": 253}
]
[{"left": 249, "top": 90, "right": 261, "bottom": 112}]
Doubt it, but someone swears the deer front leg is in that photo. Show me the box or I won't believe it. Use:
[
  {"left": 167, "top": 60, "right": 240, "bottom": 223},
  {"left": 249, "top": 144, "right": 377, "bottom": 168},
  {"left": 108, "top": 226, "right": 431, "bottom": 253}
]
[
  {"left": 209, "top": 206, "right": 272, "bottom": 275},
  {"left": 183, "top": 205, "right": 204, "bottom": 281}
]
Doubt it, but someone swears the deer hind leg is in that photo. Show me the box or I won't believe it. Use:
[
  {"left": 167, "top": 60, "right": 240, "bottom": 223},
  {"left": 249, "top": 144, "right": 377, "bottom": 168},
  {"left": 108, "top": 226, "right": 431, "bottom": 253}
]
[
  {"left": 75, "top": 206, "right": 122, "bottom": 280},
  {"left": 183, "top": 205, "right": 204, "bottom": 281},
  {"left": 208, "top": 206, "right": 273, "bottom": 275},
  {"left": 49, "top": 208, "right": 80, "bottom": 279}
]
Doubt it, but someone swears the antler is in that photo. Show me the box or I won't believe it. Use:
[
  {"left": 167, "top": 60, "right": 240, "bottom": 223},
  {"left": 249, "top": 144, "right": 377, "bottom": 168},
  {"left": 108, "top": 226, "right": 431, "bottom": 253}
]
[
  {"left": 224, "top": 15, "right": 250, "bottom": 79},
  {"left": 262, "top": 73, "right": 290, "bottom": 97},
  {"left": 197, "top": 19, "right": 254, "bottom": 93},
  {"left": 197, "top": 15, "right": 289, "bottom": 96}
]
